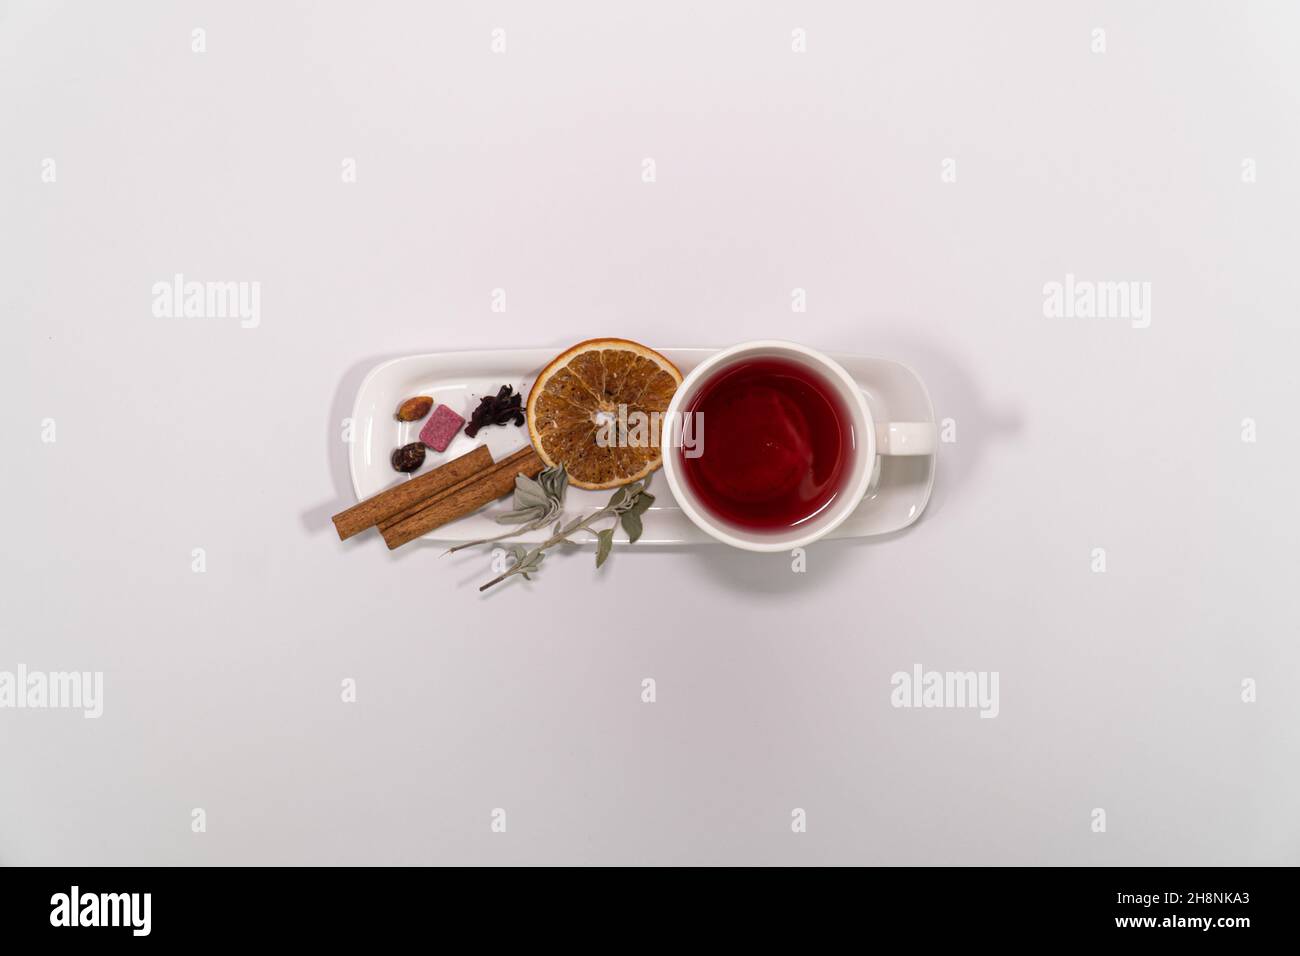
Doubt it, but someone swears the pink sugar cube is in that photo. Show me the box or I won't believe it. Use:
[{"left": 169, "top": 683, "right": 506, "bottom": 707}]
[{"left": 419, "top": 404, "right": 465, "bottom": 452}]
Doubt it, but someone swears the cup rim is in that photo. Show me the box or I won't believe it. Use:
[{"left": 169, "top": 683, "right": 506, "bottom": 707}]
[{"left": 660, "top": 340, "right": 875, "bottom": 552}]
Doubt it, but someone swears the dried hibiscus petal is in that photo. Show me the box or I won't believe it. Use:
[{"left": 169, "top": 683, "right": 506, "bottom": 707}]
[{"left": 464, "top": 385, "right": 526, "bottom": 438}]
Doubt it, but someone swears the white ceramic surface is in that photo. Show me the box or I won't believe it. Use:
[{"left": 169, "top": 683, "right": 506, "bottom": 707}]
[{"left": 349, "top": 348, "right": 937, "bottom": 545}]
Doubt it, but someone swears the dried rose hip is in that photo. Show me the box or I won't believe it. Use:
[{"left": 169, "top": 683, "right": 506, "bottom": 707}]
[
  {"left": 395, "top": 396, "right": 434, "bottom": 422},
  {"left": 391, "top": 442, "right": 426, "bottom": 472}
]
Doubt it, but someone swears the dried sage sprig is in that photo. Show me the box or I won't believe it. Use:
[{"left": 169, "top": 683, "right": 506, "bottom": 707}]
[
  {"left": 478, "top": 474, "right": 654, "bottom": 591},
  {"left": 446, "top": 465, "right": 568, "bottom": 554}
]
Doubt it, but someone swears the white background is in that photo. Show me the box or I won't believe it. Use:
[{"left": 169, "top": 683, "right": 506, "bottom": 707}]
[{"left": 3, "top": 1, "right": 1298, "bottom": 865}]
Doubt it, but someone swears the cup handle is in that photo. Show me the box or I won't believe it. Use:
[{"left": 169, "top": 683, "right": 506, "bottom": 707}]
[{"left": 875, "top": 422, "right": 936, "bottom": 456}]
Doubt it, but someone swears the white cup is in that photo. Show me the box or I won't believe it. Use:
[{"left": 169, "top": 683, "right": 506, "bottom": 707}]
[{"left": 660, "top": 341, "right": 935, "bottom": 551}]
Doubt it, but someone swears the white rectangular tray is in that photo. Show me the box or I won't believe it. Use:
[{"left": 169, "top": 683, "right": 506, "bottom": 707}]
[{"left": 349, "top": 349, "right": 935, "bottom": 545}]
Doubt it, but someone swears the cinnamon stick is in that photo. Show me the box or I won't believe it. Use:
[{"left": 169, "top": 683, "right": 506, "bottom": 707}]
[
  {"left": 375, "top": 449, "right": 522, "bottom": 535},
  {"left": 332, "top": 444, "right": 493, "bottom": 541},
  {"left": 381, "top": 445, "right": 544, "bottom": 550}
]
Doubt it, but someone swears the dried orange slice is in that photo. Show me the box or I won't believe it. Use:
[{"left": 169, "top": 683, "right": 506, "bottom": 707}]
[{"left": 527, "top": 338, "right": 683, "bottom": 490}]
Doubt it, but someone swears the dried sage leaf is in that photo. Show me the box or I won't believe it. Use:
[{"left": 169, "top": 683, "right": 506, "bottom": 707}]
[
  {"left": 596, "top": 528, "right": 615, "bottom": 568},
  {"left": 620, "top": 511, "right": 643, "bottom": 544}
]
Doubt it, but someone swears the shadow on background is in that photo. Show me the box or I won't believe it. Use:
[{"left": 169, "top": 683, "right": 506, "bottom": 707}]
[{"left": 299, "top": 352, "right": 407, "bottom": 555}]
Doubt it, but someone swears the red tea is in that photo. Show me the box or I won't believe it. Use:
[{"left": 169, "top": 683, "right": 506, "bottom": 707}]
[{"left": 678, "top": 358, "right": 854, "bottom": 531}]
